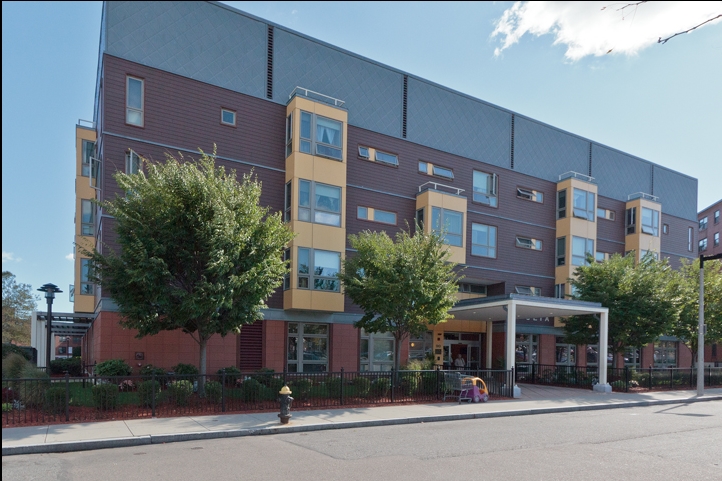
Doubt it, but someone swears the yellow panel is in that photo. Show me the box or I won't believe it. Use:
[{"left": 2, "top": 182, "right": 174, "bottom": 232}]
[
  {"left": 284, "top": 288, "right": 312, "bottom": 311},
  {"left": 442, "top": 319, "right": 486, "bottom": 333},
  {"left": 285, "top": 153, "right": 314, "bottom": 183},
  {"left": 313, "top": 156, "right": 347, "bottom": 188},
  {"left": 311, "top": 224, "right": 346, "bottom": 252},
  {"left": 311, "top": 290, "right": 344, "bottom": 312}
]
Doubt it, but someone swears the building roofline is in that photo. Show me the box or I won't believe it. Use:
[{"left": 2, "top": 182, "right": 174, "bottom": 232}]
[{"left": 698, "top": 199, "right": 722, "bottom": 215}]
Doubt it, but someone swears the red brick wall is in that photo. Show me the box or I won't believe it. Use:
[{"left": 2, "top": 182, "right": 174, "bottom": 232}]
[
  {"left": 86, "top": 311, "right": 238, "bottom": 374},
  {"left": 678, "top": 342, "right": 693, "bottom": 368},
  {"left": 330, "top": 324, "right": 359, "bottom": 371},
  {"left": 539, "top": 334, "right": 556, "bottom": 366},
  {"left": 262, "top": 320, "right": 286, "bottom": 372}
]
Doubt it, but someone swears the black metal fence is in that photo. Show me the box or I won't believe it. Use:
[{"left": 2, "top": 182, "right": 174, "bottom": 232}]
[
  {"left": 515, "top": 363, "right": 722, "bottom": 392},
  {"left": 2, "top": 368, "right": 513, "bottom": 427}
]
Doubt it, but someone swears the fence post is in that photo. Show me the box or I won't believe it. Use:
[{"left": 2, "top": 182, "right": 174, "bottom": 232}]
[
  {"left": 690, "top": 367, "right": 694, "bottom": 389},
  {"left": 708, "top": 365, "right": 712, "bottom": 387},
  {"left": 222, "top": 369, "right": 226, "bottom": 413},
  {"left": 648, "top": 366, "right": 652, "bottom": 390},
  {"left": 152, "top": 371, "right": 156, "bottom": 417},
  {"left": 340, "top": 368, "right": 344, "bottom": 406},
  {"left": 436, "top": 367, "right": 441, "bottom": 401},
  {"left": 65, "top": 372, "right": 70, "bottom": 422},
  {"left": 624, "top": 366, "right": 629, "bottom": 393},
  {"left": 511, "top": 366, "right": 515, "bottom": 398},
  {"left": 669, "top": 368, "right": 673, "bottom": 389},
  {"left": 391, "top": 368, "right": 395, "bottom": 403}
]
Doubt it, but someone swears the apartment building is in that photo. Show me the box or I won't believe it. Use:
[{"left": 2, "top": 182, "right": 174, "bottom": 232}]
[
  {"left": 73, "top": 1, "right": 700, "bottom": 377},
  {"left": 699, "top": 199, "right": 722, "bottom": 366}
]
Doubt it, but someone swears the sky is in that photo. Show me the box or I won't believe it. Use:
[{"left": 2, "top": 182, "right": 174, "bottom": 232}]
[{"left": 2, "top": 1, "right": 721, "bottom": 314}]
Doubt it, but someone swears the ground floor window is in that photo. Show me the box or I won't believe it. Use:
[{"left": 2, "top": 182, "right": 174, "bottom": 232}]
[
  {"left": 624, "top": 347, "right": 641, "bottom": 368},
  {"left": 360, "top": 329, "right": 394, "bottom": 371},
  {"left": 654, "top": 341, "right": 677, "bottom": 368},
  {"left": 555, "top": 337, "right": 576, "bottom": 365},
  {"left": 516, "top": 334, "right": 538, "bottom": 364},
  {"left": 442, "top": 332, "right": 481, "bottom": 369},
  {"left": 586, "top": 344, "right": 613, "bottom": 366},
  {"left": 287, "top": 323, "right": 328, "bottom": 372},
  {"left": 408, "top": 332, "right": 433, "bottom": 363}
]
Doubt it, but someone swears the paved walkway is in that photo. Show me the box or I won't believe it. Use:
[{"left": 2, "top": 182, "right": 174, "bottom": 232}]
[{"left": 3, "top": 385, "right": 721, "bottom": 456}]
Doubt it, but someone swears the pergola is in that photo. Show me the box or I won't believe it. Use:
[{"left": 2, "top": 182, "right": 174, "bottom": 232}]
[
  {"left": 31, "top": 311, "right": 95, "bottom": 367},
  {"left": 449, "top": 294, "right": 611, "bottom": 397}
]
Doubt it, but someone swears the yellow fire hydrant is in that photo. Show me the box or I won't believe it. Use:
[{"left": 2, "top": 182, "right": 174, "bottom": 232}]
[{"left": 278, "top": 384, "right": 294, "bottom": 424}]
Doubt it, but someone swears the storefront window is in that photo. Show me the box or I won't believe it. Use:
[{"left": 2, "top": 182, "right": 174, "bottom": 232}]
[
  {"left": 360, "top": 329, "right": 395, "bottom": 371},
  {"left": 287, "top": 323, "right": 328, "bottom": 372},
  {"left": 555, "top": 337, "right": 576, "bottom": 366},
  {"left": 516, "top": 334, "right": 538, "bottom": 364}
]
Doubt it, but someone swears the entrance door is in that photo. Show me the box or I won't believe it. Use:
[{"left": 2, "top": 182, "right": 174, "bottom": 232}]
[{"left": 450, "top": 343, "right": 467, "bottom": 369}]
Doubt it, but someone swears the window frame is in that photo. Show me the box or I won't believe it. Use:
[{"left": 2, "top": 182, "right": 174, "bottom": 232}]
[
  {"left": 714, "top": 232, "right": 720, "bottom": 247},
  {"left": 284, "top": 181, "right": 292, "bottom": 222},
  {"left": 556, "top": 189, "right": 567, "bottom": 219},
  {"left": 556, "top": 237, "right": 566, "bottom": 266},
  {"left": 597, "top": 207, "right": 615, "bottom": 221},
  {"left": 297, "top": 247, "right": 341, "bottom": 292},
  {"left": 555, "top": 336, "right": 576, "bottom": 366},
  {"left": 715, "top": 210, "right": 720, "bottom": 225},
  {"left": 80, "top": 258, "right": 94, "bottom": 296},
  {"left": 356, "top": 206, "right": 397, "bottom": 225},
  {"left": 571, "top": 236, "right": 594, "bottom": 266},
  {"left": 473, "top": 170, "right": 498, "bottom": 207},
  {"left": 554, "top": 283, "right": 565, "bottom": 299},
  {"left": 125, "top": 76, "right": 144, "bottom": 127},
  {"left": 374, "top": 150, "right": 398, "bottom": 166},
  {"left": 626, "top": 207, "right": 637, "bottom": 235},
  {"left": 471, "top": 222, "right": 497, "bottom": 258},
  {"left": 653, "top": 341, "right": 677, "bottom": 368},
  {"left": 298, "top": 179, "right": 342, "bottom": 227},
  {"left": 516, "top": 187, "right": 543, "bottom": 203},
  {"left": 125, "top": 150, "right": 141, "bottom": 175},
  {"left": 699, "top": 216, "right": 708, "bottom": 230},
  {"left": 285, "top": 113, "right": 293, "bottom": 157},
  {"left": 299, "top": 110, "right": 343, "bottom": 161},
  {"left": 515, "top": 236, "right": 543, "bottom": 251},
  {"left": 515, "top": 286, "right": 541, "bottom": 296},
  {"left": 360, "top": 329, "right": 395, "bottom": 372},
  {"left": 358, "top": 146, "right": 370, "bottom": 159},
  {"left": 431, "top": 207, "right": 463, "bottom": 247},
  {"left": 287, "top": 322, "right": 329, "bottom": 373},
  {"left": 220, "top": 108, "right": 236, "bottom": 127},
  {"left": 572, "top": 188, "right": 595, "bottom": 221},
  {"left": 641, "top": 207, "right": 659, "bottom": 236},
  {"left": 81, "top": 140, "right": 94, "bottom": 177},
  {"left": 688, "top": 227, "right": 694, "bottom": 252},
  {"left": 699, "top": 238, "right": 708, "bottom": 252},
  {"left": 81, "top": 199, "right": 94, "bottom": 236}
]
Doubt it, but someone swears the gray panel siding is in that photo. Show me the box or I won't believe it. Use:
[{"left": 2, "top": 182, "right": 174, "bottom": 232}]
[
  {"left": 273, "top": 29, "right": 403, "bottom": 137},
  {"left": 406, "top": 77, "right": 511, "bottom": 167},
  {"left": 652, "top": 165, "right": 698, "bottom": 220},
  {"left": 591, "top": 144, "right": 652, "bottom": 201},
  {"left": 105, "top": 1, "right": 267, "bottom": 99},
  {"left": 514, "top": 117, "right": 589, "bottom": 182}
]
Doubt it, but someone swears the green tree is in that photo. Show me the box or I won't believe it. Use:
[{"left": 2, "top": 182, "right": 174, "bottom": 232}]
[
  {"left": 338, "top": 227, "right": 460, "bottom": 370},
  {"left": 2, "top": 271, "right": 38, "bottom": 345},
  {"left": 563, "top": 253, "right": 676, "bottom": 366},
  {"left": 84, "top": 150, "right": 294, "bottom": 383},
  {"left": 669, "top": 258, "right": 722, "bottom": 367}
]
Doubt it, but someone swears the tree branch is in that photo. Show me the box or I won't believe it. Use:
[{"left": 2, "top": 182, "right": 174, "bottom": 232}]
[{"left": 658, "top": 15, "right": 722, "bottom": 44}]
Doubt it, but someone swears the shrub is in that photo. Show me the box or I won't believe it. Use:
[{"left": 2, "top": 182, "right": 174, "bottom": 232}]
[
  {"left": 326, "top": 375, "right": 343, "bottom": 398},
  {"left": 171, "top": 363, "right": 199, "bottom": 377},
  {"left": 44, "top": 387, "right": 66, "bottom": 415},
  {"left": 289, "top": 378, "right": 312, "bottom": 400},
  {"left": 204, "top": 380, "right": 222, "bottom": 404},
  {"left": 217, "top": 366, "right": 241, "bottom": 386},
  {"left": 92, "top": 383, "right": 119, "bottom": 410},
  {"left": 419, "top": 371, "right": 439, "bottom": 395},
  {"left": 17, "top": 364, "right": 50, "bottom": 408},
  {"left": 241, "top": 378, "right": 262, "bottom": 402},
  {"left": 72, "top": 346, "right": 81, "bottom": 358},
  {"left": 2, "top": 352, "right": 29, "bottom": 380},
  {"left": 353, "top": 376, "right": 371, "bottom": 397},
  {"left": 400, "top": 371, "right": 420, "bottom": 396},
  {"left": 250, "top": 367, "right": 275, "bottom": 386},
  {"left": 2, "top": 386, "right": 20, "bottom": 402},
  {"left": 95, "top": 359, "right": 132, "bottom": 378},
  {"left": 371, "top": 377, "right": 391, "bottom": 397},
  {"left": 2, "top": 343, "right": 31, "bottom": 360},
  {"left": 166, "top": 380, "right": 194, "bottom": 406},
  {"left": 49, "top": 357, "right": 83, "bottom": 376},
  {"left": 137, "top": 380, "right": 161, "bottom": 408}
]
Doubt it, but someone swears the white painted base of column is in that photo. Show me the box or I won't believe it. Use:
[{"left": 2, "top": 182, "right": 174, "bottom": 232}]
[
  {"left": 513, "top": 384, "right": 522, "bottom": 398},
  {"left": 593, "top": 383, "right": 612, "bottom": 393}
]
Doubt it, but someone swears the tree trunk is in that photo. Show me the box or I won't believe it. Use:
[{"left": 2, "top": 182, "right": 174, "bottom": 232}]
[{"left": 199, "top": 336, "right": 208, "bottom": 396}]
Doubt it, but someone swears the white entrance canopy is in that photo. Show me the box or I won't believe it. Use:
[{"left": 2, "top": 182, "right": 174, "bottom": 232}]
[
  {"left": 449, "top": 294, "right": 611, "bottom": 397},
  {"left": 31, "top": 311, "right": 95, "bottom": 367}
]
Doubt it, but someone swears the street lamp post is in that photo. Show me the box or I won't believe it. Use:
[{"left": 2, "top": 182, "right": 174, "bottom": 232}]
[
  {"left": 37, "top": 283, "right": 62, "bottom": 370},
  {"left": 698, "top": 253, "right": 722, "bottom": 396}
]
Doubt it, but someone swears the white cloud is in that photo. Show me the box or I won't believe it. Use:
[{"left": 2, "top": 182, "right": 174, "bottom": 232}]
[
  {"left": 492, "top": 1, "right": 722, "bottom": 61},
  {"left": 65, "top": 253, "right": 75, "bottom": 261},
  {"left": 2, "top": 251, "right": 22, "bottom": 263}
]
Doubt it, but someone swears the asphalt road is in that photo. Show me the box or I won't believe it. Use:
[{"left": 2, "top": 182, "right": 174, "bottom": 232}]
[{"left": 3, "top": 402, "right": 720, "bottom": 481}]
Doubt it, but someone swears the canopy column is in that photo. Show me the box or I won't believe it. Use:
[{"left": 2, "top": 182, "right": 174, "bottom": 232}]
[
  {"left": 593, "top": 310, "right": 612, "bottom": 393},
  {"left": 485, "top": 321, "right": 493, "bottom": 369}
]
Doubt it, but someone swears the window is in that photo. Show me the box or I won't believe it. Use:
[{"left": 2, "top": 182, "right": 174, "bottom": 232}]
[
  {"left": 715, "top": 232, "right": 720, "bottom": 247},
  {"left": 641, "top": 207, "right": 659, "bottom": 236},
  {"left": 300, "top": 111, "right": 343, "bottom": 160},
  {"left": 298, "top": 180, "right": 341, "bottom": 227},
  {"left": 81, "top": 200, "right": 94, "bottom": 236},
  {"left": 517, "top": 187, "right": 543, "bottom": 203},
  {"left": 586, "top": 344, "right": 612, "bottom": 367},
  {"left": 699, "top": 238, "right": 708, "bottom": 252},
  {"left": 360, "top": 329, "right": 395, "bottom": 372},
  {"left": 126, "top": 76, "right": 144, "bottom": 126},
  {"left": 458, "top": 283, "right": 487, "bottom": 296},
  {"left": 297, "top": 248, "right": 340, "bottom": 291},
  {"left": 653, "top": 341, "right": 677, "bottom": 368},
  {"left": 515, "top": 334, "right": 538, "bottom": 364},
  {"left": 125, "top": 150, "right": 141, "bottom": 174},
  {"left": 688, "top": 227, "right": 694, "bottom": 252},
  {"left": 357, "top": 206, "right": 397, "bottom": 225},
  {"left": 715, "top": 210, "right": 720, "bottom": 224},
  {"left": 597, "top": 207, "right": 615, "bottom": 221},
  {"left": 58, "top": 347, "right": 67, "bottom": 355},
  {"left": 415, "top": 208, "right": 424, "bottom": 228},
  {"left": 640, "top": 250, "right": 659, "bottom": 260},
  {"left": 358, "top": 146, "right": 369, "bottom": 159},
  {"left": 556, "top": 337, "right": 576, "bottom": 366},
  {"left": 516, "top": 236, "right": 542, "bottom": 251},
  {"left": 283, "top": 249, "right": 290, "bottom": 290},
  {"left": 287, "top": 323, "right": 328, "bottom": 372},
  {"left": 471, "top": 223, "right": 496, "bottom": 257},
  {"left": 81, "top": 140, "right": 94, "bottom": 177},
  {"left": 663, "top": 224, "right": 669, "bottom": 235},
  {"left": 595, "top": 251, "right": 610, "bottom": 262},
  {"left": 375, "top": 150, "right": 398, "bottom": 166},
  {"left": 69, "top": 285, "right": 75, "bottom": 303},
  {"left": 572, "top": 188, "right": 595, "bottom": 221},
  {"left": 221, "top": 108, "right": 236, "bottom": 126},
  {"left": 556, "top": 189, "right": 567, "bottom": 219},
  {"left": 358, "top": 146, "right": 398, "bottom": 166},
  {"left": 473, "top": 171, "right": 498, "bottom": 207},
  {"left": 515, "top": 286, "right": 541, "bottom": 296},
  {"left": 90, "top": 156, "right": 101, "bottom": 189},
  {"left": 554, "top": 283, "right": 565, "bottom": 299},
  {"left": 556, "top": 237, "right": 566, "bottom": 266},
  {"left": 626, "top": 207, "right": 636, "bottom": 235},
  {"left": 419, "top": 161, "right": 453, "bottom": 180},
  {"left": 572, "top": 236, "right": 594, "bottom": 266},
  {"left": 699, "top": 216, "right": 708, "bottom": 230},
  {"left": 285, "top": 114, "right": 293, "bottom": 157},
  {"left": 624, "top": 347, "right": 641, "bottom": 368},
  {"left": 431, "top": 207, "right": 463, "bottom": 247},
  {"left": 408, "top": 331, "right": 433, "bottom": 363},
  {"left": 284, "top": 181, "right": 292, "bottom": 222},
  {"left": 80, "top": 259, "right": 94, "bottom": 295}
]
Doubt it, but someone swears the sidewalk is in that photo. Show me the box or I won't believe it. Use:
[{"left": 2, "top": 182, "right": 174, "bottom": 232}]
[{"left": 3, "top": 386, "right": 721, "bottom": 456}]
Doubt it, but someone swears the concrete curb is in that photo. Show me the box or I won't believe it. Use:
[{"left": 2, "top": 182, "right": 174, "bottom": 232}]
[{"left": 3, "top": 395, "right": 720, "bottom": 456}]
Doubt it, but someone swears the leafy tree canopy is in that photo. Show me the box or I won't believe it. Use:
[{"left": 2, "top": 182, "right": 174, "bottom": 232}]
[
  {"left": 2, "top": 271, "right": 37, "bottom": 345},
  {"left": 669, "top": 258, "right": 722, "bottom": 364},
  {"left": 563, "top": 253, "right": 676, "bottom": 361},
  {"left": 338, "top": 227, "right": 461, "bottom": 370},
  {"left": 84, "top": 150, "right": 294, "bottom": 376}
]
